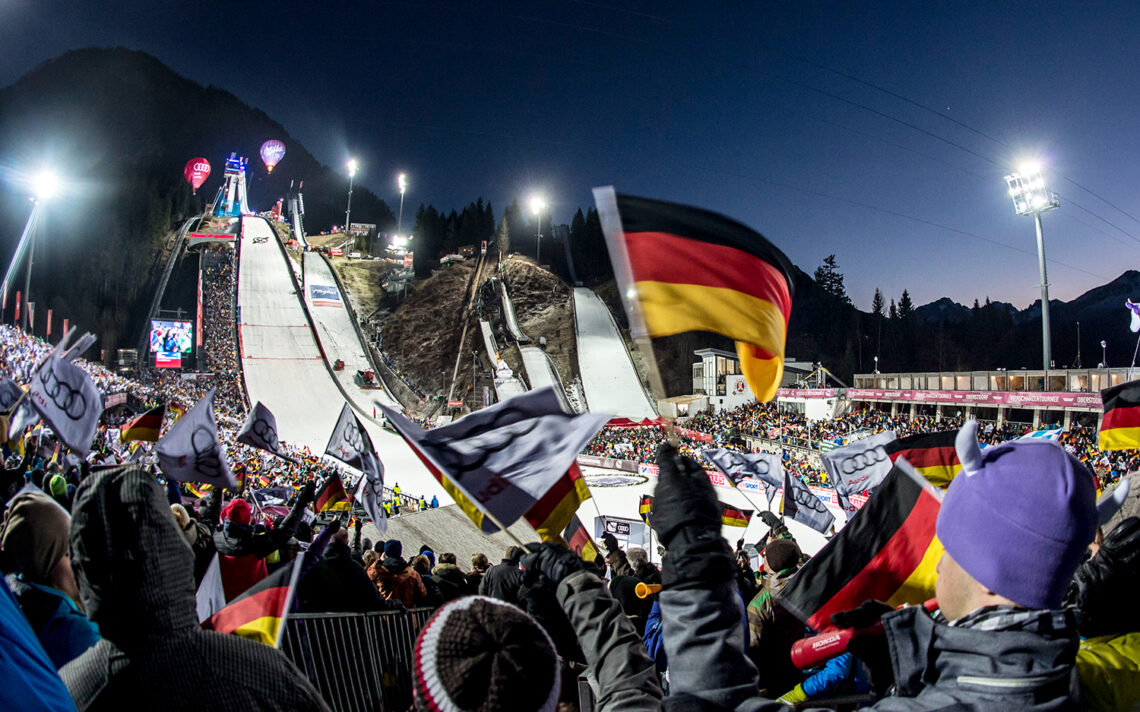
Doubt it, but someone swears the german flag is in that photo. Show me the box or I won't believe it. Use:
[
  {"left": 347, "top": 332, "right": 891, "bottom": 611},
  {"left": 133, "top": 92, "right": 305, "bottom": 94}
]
[
  {"left": 169, "top": 401, "right": 186, "bottom": 423},
  {"left": 562, "top": 514, "right": 599, "bottom": 562},
  {"left": 524, "top": 462, "right": 592, "bottom": 542},
  {"left": 777, "top": 463, "right": 943, "bottom": 631},
  {"left": 202, "top": 555, "right": 302, "bottom": 646},
  {"left": 186, "top": 483, "right": 212, "bottom": 499},
  {"left": 885, "top": 431, "right": 960, "bottom": 487},
  {"left": 119, "top": 404, "right": 165, "bottom": 443},
  {"left": 313, "top": 472, "right": 351, "bottom": 512},
  {"left": 721, "top": 502, "right": 753, "bottom": 527},
  {"left": 1099, "top": 380, "right": 1140, "bottom": 450},
  {"left": 596, "top": 189, "right": 794, "bottom": 402},
  {"left": 638, "top": 494, "right": 654, "bottom": 525}
]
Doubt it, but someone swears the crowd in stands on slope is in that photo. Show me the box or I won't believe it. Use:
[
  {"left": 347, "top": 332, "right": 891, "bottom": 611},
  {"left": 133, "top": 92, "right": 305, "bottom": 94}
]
[
  {"left": 3, "top": 428, "right": 1137, "bottom": 710},
  {"left": 200, "top": 247, "right": 240, "bottom": 376}
]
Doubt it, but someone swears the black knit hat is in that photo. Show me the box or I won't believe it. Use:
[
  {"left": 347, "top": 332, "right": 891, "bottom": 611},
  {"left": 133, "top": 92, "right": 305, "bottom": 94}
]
[
  {"left": 413, "top": 596, "right": 559, "bottom": 712},
  {"left": 763, "top": 538, "right": 801, "bottom": 573}
]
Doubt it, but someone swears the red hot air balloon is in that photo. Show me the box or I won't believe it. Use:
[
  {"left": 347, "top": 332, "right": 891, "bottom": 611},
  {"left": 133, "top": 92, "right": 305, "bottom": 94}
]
[
  {"left": 184, "top": 158, "right": 211, "bottom": 194},
  {"left": 260, "top": 140, "right": 286, "bottom": 173}
]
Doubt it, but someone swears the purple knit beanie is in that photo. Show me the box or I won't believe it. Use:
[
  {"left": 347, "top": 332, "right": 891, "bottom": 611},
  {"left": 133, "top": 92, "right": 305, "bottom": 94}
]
[{"left": 936, "top": 420, "right": 1096, "bottom": 609}]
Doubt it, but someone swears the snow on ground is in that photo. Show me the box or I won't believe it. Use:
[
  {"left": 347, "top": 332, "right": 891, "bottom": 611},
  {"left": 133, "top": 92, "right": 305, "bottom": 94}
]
[
  {"left": 237, "top": 217, "right": 449, "bottom": 503},
  {"left": 573, "top": 288, "right": 657, "bottom": 419}
]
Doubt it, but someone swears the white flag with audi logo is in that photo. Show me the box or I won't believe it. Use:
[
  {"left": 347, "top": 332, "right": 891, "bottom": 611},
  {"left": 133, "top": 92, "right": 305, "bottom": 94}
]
[
  {"left": 29, "top": 328, "right": 102, "bottom": 456},
  {"left": 156, "top": 388, "right": 237, "bottom": 488},
  {"left": 702, "top": 448, "right": 783, "bottom": 506},
  {"left": 820, "top": 430, "right": 897, "bottom": 501},
  {"left": 325, "top": 403, "right": 387, "bottom": 533},
  {"left": 236, "top": 401, "right": 297, "bottom": 463}
]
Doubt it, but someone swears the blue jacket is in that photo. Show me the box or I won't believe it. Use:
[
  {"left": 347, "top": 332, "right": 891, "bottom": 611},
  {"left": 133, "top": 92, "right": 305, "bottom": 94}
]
[
  {"left": 643, "top": 599, "right": 667, "bottom": 670},
  {"left": 6, "top": 574, "right": 100, "bottom": 669},
  {"left": 0, "top": 576, "right": 77, "bottom": 711},
  {"left": 800, "top": 652, "right": 870, "bottom": 698}
]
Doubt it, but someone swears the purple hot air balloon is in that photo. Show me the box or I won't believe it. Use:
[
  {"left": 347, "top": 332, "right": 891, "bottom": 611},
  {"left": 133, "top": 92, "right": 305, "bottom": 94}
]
[{"left": 260, "top": 140, "right": 286, "bottom": 173}]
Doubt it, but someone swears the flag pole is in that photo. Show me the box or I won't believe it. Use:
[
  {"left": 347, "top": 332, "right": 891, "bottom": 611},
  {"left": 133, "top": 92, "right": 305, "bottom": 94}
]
[
  {"left": 1130, "top": 331, "right": 1140, "bottom": 380},
  {"left": 593, "top": 186, "right": 679, "bottom": 446}
]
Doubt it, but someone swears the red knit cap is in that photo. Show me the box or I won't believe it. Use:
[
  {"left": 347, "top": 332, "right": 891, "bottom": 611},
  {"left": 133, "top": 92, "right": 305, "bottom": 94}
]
[{"left": 221, "top": 498, "right": 252, "bottom": 525}]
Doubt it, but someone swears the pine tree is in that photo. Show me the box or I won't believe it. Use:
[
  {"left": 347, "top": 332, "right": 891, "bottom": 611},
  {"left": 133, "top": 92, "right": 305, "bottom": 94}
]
[
  {"left": 813, "top": 254, "right": 850, "bottom": 304},
  {"left": 871, "top": 288, "right": 885, "bottom": 316},
  {"left": 495, "top": 215, "right": 510, "bottom": 257},
  {"left": 898, "top": 290, "right": 914, "bottom": 320},
  {"left": 888, "top": 298, "right": 898, "bottom": 320}
]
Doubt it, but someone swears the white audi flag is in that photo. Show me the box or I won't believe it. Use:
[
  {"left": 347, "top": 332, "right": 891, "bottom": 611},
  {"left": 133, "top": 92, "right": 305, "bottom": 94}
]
[
  {"left": 156, "top": 388, "right": 237, "bottom": 488},
  {"left": 820, "top": 430, "right": 897, "bottom": 500},
  {"left": 325, "top": 403, "right": 387, "bottom": 534},
  {"left": 702, "top": 448, "right": 783, "bottom": 505},
  {"left": 380, "top": 387, "right": 610, "bottom": 533},
  {"left": 28, "top": 328, "right": 102, "bottom": 456},
  {"left": 236, "top": 401, "right": 296, "bottom": 463}
]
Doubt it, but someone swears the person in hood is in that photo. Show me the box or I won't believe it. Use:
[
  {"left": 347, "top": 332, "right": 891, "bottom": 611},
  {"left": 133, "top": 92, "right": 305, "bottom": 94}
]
[
  {"left": 1, "top": 489, "right": 100, "bottom": 669},
  {"left": 297, "top": 520, "right": 401, "bottom": 614},
  {"left": 212, "top": 483, "right": 314, "bottom": 601},
  {"left": 59, "top": 465, "right": 330, "bottom": 711},
  {"left": 432, "top": 552, "right": 472, "bottom": 600},
  {"left": 366, "top": 539, "right": 426, "bottom": 608}
]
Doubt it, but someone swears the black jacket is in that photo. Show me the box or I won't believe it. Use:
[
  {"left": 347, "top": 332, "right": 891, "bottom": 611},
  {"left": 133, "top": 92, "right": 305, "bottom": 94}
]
[
  {"left": 478, "top": 560, "right": 524, "bottom": 605},
  {"left": 297, "top": 540, "right": 400, "bottom": 614},
  {"left": 59, "top": 466, "right": 330, "bottom": 712}
]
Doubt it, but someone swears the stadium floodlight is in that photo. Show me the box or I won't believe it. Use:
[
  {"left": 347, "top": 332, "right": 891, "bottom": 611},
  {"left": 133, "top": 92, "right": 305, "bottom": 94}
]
[
  {"left": 33, "top": 170, "right": 60, "bottom": 202},
  {"left": 529, "top": 195, "right": 546, "bottom": 262},
  {"left": 1004, "top": 163, "right": 1060, "bottom": 371},
  {"left": 397, "top": 173, "right": 408, "bottom": 236},
  {"left": 344, "top": 158, "right": 358, "bottom": 240}
]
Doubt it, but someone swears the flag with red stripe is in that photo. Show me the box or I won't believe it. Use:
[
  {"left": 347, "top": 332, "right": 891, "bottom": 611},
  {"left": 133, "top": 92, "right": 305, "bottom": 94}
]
[
  {"left": 594, "top": 188, "right": 794, "bottom": 402},
  {"left": 1099, "top": 380, "right": 1140, "bottom": 450},
  {"left": 313, "top": 472, "right": 351, "bottom": 512},
  {"left": 201, "top": 553, "right": 304, "bottom": 647},
  {"left": 119, "top": 404, "right": 166, "bottom": 443},
  {"left": 777, "top": 460, "right": 943, "bottom": 631},
  {"left": 638, "top": 494, "right": 653, "bottom": 525},
  {"left": 562, "top": 514, "right": 599, "bottom": 562},
  {"left": 720, "top": 501, "right": 753, "bottom": 527},
  {"left": 524, "top": 461, "right": 592, "bottom": 542},
  {"left": 885, "top": 430, "right": 961, "bottom": 487}
]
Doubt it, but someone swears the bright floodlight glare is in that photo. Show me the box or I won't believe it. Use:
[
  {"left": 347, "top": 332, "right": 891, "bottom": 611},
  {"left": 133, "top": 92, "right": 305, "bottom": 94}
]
[
  {"left": 1004, "top": 162, "right": 1057, "bottom": 217},
  {"left": 347, "top": 159, "right": 359, "bottom": 177},
  {"left": 398, "top": 173, "right": 407, "bottom": 193},
  {"left": 34, "top": 170, "right": 60, "bottom": 201},
  {"left": 529, "top": 195, "right": 546, "bottom": 215}
]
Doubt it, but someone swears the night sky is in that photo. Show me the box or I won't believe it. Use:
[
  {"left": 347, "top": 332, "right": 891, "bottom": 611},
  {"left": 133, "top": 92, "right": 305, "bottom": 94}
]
[{"left": 3, "top": 1, "right": 1140, "bottom": 309}]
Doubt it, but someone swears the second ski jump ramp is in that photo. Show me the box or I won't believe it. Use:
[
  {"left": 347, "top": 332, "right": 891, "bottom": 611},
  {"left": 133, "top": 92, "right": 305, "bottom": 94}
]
[
  {"left": 572, "top": 288, "right": 657, "bottom": 419},
  {"left": 237, "top": 217, "right": 447, "bottom": 501},
  {"left": 478, "top": 321, "right": 527, "bottom": 400}
]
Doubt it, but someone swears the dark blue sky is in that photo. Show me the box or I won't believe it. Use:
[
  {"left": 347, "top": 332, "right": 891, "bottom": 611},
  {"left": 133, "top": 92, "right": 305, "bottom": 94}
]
[{"left": 3, "top": 1, "right": 1139, "bottom": 309}]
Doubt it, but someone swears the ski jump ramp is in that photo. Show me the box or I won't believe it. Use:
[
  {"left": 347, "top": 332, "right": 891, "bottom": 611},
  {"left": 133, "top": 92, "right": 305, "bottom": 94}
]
[
  {"left": 499, "top": 280, "right": 529, "bottom": 342},
  {"left": 237, "top": 217, "right": 447, "bottom": 502},
  {"left": 478, "top": 321, "right": 527, "bottom": 400},
  {"left": 572, "top": 288, "right": 657, "bottom": 419},
  {"left": 519, "top": 346, "right": 574, "bottom": 412}
]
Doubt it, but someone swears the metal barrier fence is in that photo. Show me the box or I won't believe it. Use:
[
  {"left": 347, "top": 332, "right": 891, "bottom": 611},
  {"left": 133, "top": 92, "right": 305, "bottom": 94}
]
[{"left": 280, "top": 607, "right": 436, "bottom": 712}]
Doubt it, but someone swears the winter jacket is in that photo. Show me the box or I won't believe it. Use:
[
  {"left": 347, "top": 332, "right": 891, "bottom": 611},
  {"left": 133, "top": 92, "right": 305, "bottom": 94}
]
[
  {"left": 746, "top": 567, "right": 804, "bottom": 696},
  {"left": 5, "top": 574, "right": 100, "bottom": 669},
  {"left": 418, "top": 572, "right": 445, "bottom": 608},
  {"left": 59, "top": 466, "right": 330, "bottom": 712},
  {"left": 634, "top": 561, "right": 662, "bottom": 585},
  {"left": 643, "top": 599, "right": 667, "bottom": 671},
  {"left": 298, "top": 540, "right": 401, "bottom": 614},
  {"left": 1075, "top": 632, "right": 1140, "bottom": 712},
  {"left": 368, "top": 556, "right": 426, "bottom": 608},
  {"left": 556, "top": 570, "right": 663, "bottom": 711},
  {"left": 478, "top": 560, "right": 524, "bottom": 605},
  {"left": 213, "top": 494, "right": 307, "bottom": 601},
  {"left": 0, "top": 575, "right": 77, "bottom": 712},
  {"left": 431, "top": 562, "right": 471, "bottom": 601}
]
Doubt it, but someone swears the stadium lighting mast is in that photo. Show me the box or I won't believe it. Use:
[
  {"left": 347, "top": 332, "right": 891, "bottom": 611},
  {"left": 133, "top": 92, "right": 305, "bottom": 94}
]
[
  {"left": 397, "top": 173, "right": 408, "bottom": 237},
  {"left": 1005, "top": 163, "right": 1059, "bottom": 371},
  {"left": 344, "top": 158, "right": 359, "bottom": 237},
  {"left": 19, "top": 170, "right": 60, "bottom": 331},
  {"left": 529, "top": 194, "right": 546, "bottom": 263}
]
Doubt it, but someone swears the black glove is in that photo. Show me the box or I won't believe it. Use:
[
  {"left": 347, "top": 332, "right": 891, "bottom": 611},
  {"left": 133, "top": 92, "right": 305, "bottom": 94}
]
[
  {"left": 297, "top": 481, "right": 317, "bottom": 506},
  {"left": 653, "top": 443, "right": 736, "bottom": 590},
  {"left": 601, "top": 532, "right": 619, "bottom": 556},
  {"left": 759, "top": 511, "right": 782, "bottom": 529},
  {"left": 830, "top": 600, "right": 895, "bottom": 694},
  {"left": 520, "top": 542, "right": 586, "bottom": 586},
  {"left": 326, "top": 519, "right": 342, "bottom": 536}
]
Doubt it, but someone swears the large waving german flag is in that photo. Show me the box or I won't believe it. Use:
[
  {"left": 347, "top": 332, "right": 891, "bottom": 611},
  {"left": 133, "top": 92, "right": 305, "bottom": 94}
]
[
  {"left": 638, "top": 494, "right": 654, "bottom": 525},
  {"left": 313, "top": 472, "right": 351, "bottom": 512},
  {"left": 119, "top": 404, "right": 165, "bottom": 443},
  {"left": 885, "top": 431, "right": 960, "bottom": 487},
  {"left": 524, "top": 462, "right": 592, "bottom": 542},
  {"left": 562, "top": 514, "right": 600, "bottom": 562},
  {"left": 594, "top": 188, "right": 794, "bottom": 402},
  {"left": 202, "top": 555, "right": 303, "bottom": 646},
  {"left": 777, "top": 463, "right": 943, "bottom": 631},
  {"left": 1100, "top": 380, "right": 1140, "bottom": 450}
]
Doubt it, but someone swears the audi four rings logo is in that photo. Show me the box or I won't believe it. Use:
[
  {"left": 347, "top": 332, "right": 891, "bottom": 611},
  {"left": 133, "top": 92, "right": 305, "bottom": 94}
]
[
  {"left": 191, "top": 426, "right": 223, "bottom": 479},
  {"left": 251, "top": 417, "right": 280, "bottom": 451},
  {"left": 194, "top": 162, "right": 209, "bottom": 172},
  {"left": 37, "top": 364, "right": 88, "bottom": 420},
  {"left": 836, "top": 449, "right": 888, "bottom": 475},
  {"left": 791, "top": 486, "right": 829, "bottom": 513}
]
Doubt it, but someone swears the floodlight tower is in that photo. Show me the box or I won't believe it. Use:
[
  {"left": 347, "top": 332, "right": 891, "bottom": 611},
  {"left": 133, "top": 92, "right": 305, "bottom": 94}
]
[
  {"left": 1005, "top": 164, "right": 1060, "bottom": 371},
  {"left": 397, "top": 173, "right": 408, "bottom": 237},
  {"left": 345, "top": 158, "right": 359, "bottom": 235},
  {"left": 529, "top": 195, "right": 546, "bottom": 263}
]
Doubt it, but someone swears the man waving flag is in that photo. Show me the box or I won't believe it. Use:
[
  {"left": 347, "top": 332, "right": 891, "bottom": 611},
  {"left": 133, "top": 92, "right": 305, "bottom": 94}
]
[{"left": 593, "top": 187, "right": 794, "bottom": 402}]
